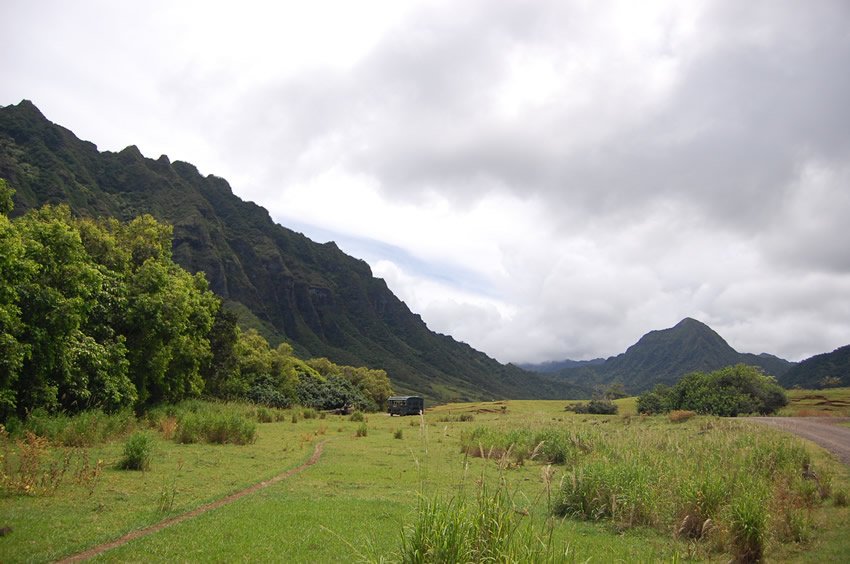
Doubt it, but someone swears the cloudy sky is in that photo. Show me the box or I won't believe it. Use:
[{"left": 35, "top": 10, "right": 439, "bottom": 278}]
[{"left": 3, "top": 0, "right": 850, "bottom": 364}]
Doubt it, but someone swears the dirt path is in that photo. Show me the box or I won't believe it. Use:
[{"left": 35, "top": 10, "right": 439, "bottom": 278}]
[
  {"left": 748, "top": 417, "right": 850, "bottom": 466},
  {"left": 57, "top": 440, "right": 326, "bottom": 563}
]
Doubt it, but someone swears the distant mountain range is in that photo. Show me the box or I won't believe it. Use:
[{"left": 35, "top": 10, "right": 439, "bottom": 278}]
[
  {"left": 0, "top": 100, "right": 587, "bottom": 403},
  {"left": 532, "top": 318, "right": 797, "bottom": 394},
  {"left": 2, "top": 100, "right": 843, "bottom": 399}
]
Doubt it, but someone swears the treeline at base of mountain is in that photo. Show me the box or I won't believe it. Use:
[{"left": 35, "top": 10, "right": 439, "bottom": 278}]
[{"left": 0, "top": 179, "right": 391, "bottom": 423}]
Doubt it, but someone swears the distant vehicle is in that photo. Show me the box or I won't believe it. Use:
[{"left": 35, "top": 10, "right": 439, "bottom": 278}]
[{"left": 387, "top": 395, "right": 424, "bottom": 416}]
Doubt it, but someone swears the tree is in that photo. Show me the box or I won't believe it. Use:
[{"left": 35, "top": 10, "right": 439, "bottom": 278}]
[
  {"left": 637, "top": 364, "right": 788, "bottom": 416},
  {"left": 0, "top": 178, "right": 14, "bottom": 216}
]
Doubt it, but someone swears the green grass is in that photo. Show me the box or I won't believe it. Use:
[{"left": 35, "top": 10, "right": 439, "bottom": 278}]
[
  {"left": 781, "top": 387, "right": 850, "bottom": 417},
  {"left": 1, "top": 399, "right": 849, "bottom": 562}
]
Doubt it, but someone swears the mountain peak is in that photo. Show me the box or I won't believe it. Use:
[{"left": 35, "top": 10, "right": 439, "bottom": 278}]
[{"left": 556, "top": 317, "right": 791, "bottom": 394}]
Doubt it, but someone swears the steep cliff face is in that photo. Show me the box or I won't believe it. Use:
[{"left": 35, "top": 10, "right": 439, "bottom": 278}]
[{"left": 0, "top": 100, "right": 586, "bottom": 402}]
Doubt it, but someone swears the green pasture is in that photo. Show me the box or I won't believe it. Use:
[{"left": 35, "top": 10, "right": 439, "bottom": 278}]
[
  {"left": 781, "top": 387, "right": 850, "bottom": 417},
  {"left": 0, "top": 398, "right": 848, "bottom": 562}
]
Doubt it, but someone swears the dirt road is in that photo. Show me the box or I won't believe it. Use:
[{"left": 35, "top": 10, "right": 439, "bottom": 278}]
[{"left": 748, "top": 417, "right": 850, "bottom": 466}]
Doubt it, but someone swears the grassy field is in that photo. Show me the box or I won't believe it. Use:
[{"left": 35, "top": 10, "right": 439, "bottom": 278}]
[
  {"left": 0, "top": 397, "right": 848, "bottom": 562},
  {"left": 781, "top": 387, "right": 850, "bottom": 417}
]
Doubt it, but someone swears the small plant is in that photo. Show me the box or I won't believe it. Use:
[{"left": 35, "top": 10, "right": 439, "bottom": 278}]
[
  {"left": 159, "top": 416, "right": 178, "bottom": 440},
  {"left": 833, "top": 489, "right": 848, "bottom": 507},
  {"left": 394, "top": 429, "right": 403, "bottom": 439},
  {"left": 356, "top": 423, "right": 368, "bottom": 437},
  {"left": 302, "top": 408, "right": 318, "bottom": 419},
  {"left": 117, "top": 432, "right": 153, "bottom": 471},
  {"left": 349, "top": 411, "right": 365, "bottom": 422},
  {"left": 255, "top": 407, "right": 274, "bottom": 423},
  {"left": 158, "top": 480, "right": 177, "bottom": 513}
]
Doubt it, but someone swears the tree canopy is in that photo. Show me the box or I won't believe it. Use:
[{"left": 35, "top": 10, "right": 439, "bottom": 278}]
[
  {"left": 637, "top": 364, "right": 788, "bottom": 417},
  {"left": 0, "top": 179, "right": 393, "bottom": 421}
]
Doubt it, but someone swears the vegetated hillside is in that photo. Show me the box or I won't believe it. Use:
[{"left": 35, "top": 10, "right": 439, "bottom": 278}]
[
  {"left": 0, "top": 100, "right": 587, "bottom": 402},
  {"left": 555, "top": 318, "right": 794, "bottom": 394},
  {"left": 779, "top": 344, "right": 850, "bottom": 389}
]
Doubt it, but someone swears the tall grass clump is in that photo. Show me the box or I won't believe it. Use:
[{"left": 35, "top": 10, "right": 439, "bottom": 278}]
[
  {"left": 117, "top": 432, "right": 153, "bottom": 471},
  {"left": 556, "top": 458, "right": 658, "bottom": 527},
  {"left": 461, "top": 426, "right": 596, "bottom": 466},
  {"left": 729, "top": 486, "right": 769, "bottom": 563},
  {"left": 175, "top": 410, "right": 256, "bottom": 444},
  {"left": 146, "top": 401, "right": 258, "bottom": 444},
  {"left": 24, "top": 408, "right": 135, "bottom": 446},
  {"left": 400, "top": 479, "right": 569, "bottom": 563}
]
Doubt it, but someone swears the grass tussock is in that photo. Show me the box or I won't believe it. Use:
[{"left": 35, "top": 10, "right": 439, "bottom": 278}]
[
  {"left": 400, "top": 478, "right": 569, "bottom": 563},
  {"left": 21, "top": 409, "right": 136, "bottom": 447},
  {"left": 147, "top": 401, "right": 257, "bottom": 445},
  {"left": 117, "top": 432, "right": 153, "bottom": 471}
]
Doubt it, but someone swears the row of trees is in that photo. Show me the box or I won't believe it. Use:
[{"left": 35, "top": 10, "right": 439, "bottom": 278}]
[
  {"left": 0, "top": 179, "right": 391, "bottom": 421},
  {"left": 636, "top": 364, "right": 788, "bottom": 416}
]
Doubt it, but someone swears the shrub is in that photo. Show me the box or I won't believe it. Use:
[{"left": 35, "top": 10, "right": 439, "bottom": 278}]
[
  {"left": 118, "top": 432, "right": 153, "bottom": 471},
  {"left": 833, "top": 490, "right": 848, "bottom": 507},
  {"left": 394, "top": 429, "right": 403, "bottom": 439},
  {"left": 567, "top": 399, "right": 618, "bottom": 415},
  {"left": 637, "top": 365, "right": 788, "bottom": 416},
  {"left": 302, "top": 408, "right": 318, "bottom": 419},
  {"left": 356, "top": 423, "right": 368, "bottom": 437},
  {"left": 636, "top": 384, "right": 675, "bottom": 415},
  {"left": 349, "top": 411, "right": 365, "bottom": 422}
]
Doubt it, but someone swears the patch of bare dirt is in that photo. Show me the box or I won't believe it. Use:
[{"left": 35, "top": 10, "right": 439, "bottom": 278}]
[
  {"left": 57, "top": 440, "right": 326, "bottom": 563},
  {"left": 748, "top": 417, "right": 850, "bottom": 466}
]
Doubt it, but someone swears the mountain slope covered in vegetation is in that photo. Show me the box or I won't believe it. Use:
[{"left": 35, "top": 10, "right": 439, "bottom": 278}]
[
  {"left": 0, "top": 100, "right": 586, "bottom": 402},
  {"left": 779, "top": 344, "right": 850, "bottom": 389},
  {"left": 555, "top": 318, "right": 794, "bottom": 394}
]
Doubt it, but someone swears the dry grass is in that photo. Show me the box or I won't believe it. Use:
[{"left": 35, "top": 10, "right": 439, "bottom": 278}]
[{"left": 668, "top": 410, "right": 696, "bottom": 423}]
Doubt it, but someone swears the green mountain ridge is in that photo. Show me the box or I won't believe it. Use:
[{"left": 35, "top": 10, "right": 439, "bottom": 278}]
[
  {"left": 0, "top": 99, "right": 587, "bottom": 403},
  {"left": 554, "top": 318, "right": 795, "bottom": 394},
  {"left": 778, "top": 345, "right": 850, "bottom": 389}
]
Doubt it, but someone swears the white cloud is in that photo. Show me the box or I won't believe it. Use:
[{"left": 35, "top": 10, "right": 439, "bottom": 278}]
[{"left": 3, "top": 0, "right": 850, "bottom": 364}]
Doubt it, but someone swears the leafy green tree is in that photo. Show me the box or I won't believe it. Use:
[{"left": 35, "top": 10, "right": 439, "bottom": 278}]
[
  {"left": 0, "top": 189, "right": 33, "bottom": 419},
  {"left": 307, "top": 358, "right": 393, "bottom": 409},
  {"left": 201, "top": 306, "right": 239, "bottom": 398},
  {"left": 637, "top": 365, "right": 788, "bottom": 416},
  {"left": 0, "top": 178, "right": 14, "bottom": 215},
  {"left": 124, "top": 258, "right": 217, "bottom": 406}
]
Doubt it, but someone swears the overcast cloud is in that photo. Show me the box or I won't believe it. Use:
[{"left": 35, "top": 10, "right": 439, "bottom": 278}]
[{"left": 3, "top": 0, "right": 850, "bottom": 363}]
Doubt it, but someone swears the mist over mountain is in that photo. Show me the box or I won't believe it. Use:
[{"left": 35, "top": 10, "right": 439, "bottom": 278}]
[
  {"left": 0, "top": 100, "right": 588, "bottom": 402},
  {"left": 554, "top": 318, "right": 795, "bottom": 394}
]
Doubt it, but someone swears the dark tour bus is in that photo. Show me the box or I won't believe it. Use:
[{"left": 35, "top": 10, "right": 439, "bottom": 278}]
[{"left": 387, "top": 395, "right": 424, "bottom": 416}]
